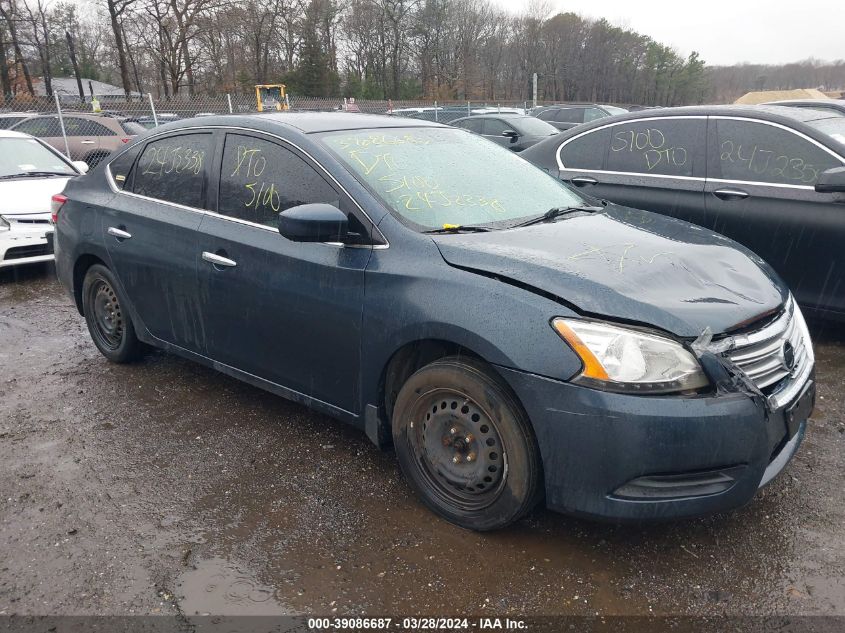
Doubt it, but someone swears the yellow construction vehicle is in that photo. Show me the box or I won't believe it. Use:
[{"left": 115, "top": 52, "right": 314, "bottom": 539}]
[{"left": 255, "top": 84, "right": 288, "bottom": 111}]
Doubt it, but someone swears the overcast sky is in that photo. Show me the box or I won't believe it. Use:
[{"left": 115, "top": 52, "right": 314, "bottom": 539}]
[{"left": 488, "top": 0, "right": 844, "bottom": 66}]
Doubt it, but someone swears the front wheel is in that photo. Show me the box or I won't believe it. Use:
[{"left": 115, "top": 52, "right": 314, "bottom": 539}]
[
  {"left": 392, "top": 356, "right": 542, "bottom": 531},
  {"left": 81, "top": 264, "right": 142, "bottom": 363}
]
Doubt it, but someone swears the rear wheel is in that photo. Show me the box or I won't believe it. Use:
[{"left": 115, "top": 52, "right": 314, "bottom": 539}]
[
  {"left": 82, "top": 264, "right": 141, "bottom": 363},
  {"left": 392, "top": 356, "right": 542, "bottom": 531}
]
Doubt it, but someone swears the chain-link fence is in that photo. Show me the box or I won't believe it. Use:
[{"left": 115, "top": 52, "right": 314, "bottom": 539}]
[{"left": 0, "top": 92, "right": 542, "bottom": 166}]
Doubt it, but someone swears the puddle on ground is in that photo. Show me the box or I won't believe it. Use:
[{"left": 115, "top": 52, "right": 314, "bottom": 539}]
[{"left": 175, "top": 557, "right": 291, "bottom": 615}]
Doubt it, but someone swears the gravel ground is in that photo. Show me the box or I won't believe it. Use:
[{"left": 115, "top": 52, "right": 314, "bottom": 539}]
[{"left": 1, "top": 263, "right": 844, "bottom": 617}]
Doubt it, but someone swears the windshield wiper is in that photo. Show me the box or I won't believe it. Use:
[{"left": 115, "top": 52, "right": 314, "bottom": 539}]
[
  {"left": 509, "top": 204, "right": 603, "bottom": 228},
  {"left": 0, "top": 171, "right": 71, "bottom": 180},
  {"left": 423, "top": 224, "right": 496, "bottom": 234}
]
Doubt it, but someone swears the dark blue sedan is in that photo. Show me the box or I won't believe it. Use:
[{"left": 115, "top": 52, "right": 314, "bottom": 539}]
[{"left": 53, "top": 113, "right": 814, "bottom": 530}]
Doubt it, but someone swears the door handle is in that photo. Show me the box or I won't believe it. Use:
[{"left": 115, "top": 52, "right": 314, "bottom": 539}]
[
  {"left": 202, "top": 251, "right": 237, "bottom": 268},
  {"left": 570, "top": 176, "right": 598, "bottom": 186},
  {"left": 713, "top": 188, "right": 749, "bottom": 200},
  {"left": 107, "top": 227, "right": 132, "bottom": 240},
  {"left": 80, "top": 140, "right": 96, "bottom": 145}
]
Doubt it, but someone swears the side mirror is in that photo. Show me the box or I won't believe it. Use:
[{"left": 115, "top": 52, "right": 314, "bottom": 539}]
[
  {"left": 501, "top": 129, "right": 520, "bottom": 142},
  {"left": 72, "top": 160, "right": 89, "bottom": 174},
  {"left": 815, "top": 166, "right": 845, "bottom": 194},
  {"left": 278, "top": 203, "right": 349, "bottom": 242}
]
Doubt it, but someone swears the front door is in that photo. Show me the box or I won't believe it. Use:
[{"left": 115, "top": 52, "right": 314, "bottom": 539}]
[
  {"left": 704, "top": 117, "right": 845, "bottom": 313},
  {"left": 196, "top": 131, "right": 372, "bottom": 414}
]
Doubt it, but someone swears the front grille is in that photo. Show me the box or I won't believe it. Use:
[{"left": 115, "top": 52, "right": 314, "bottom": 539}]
[
  {"left": 724, "top": 299, "right": 812, "bottom": 394},
  {"left": 13, "top": 218, "right": 51, "bottom": 225},
  {"left": 4, "top": 243, "right": 53, "bottom": 260}
]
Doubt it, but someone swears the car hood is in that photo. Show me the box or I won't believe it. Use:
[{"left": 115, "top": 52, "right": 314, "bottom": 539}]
[
  {"left": 433, "top": 205, "right": 788, "bottom": 338},
  {"left": 0, "top": 177, "right": 73, "bottom": 215}
]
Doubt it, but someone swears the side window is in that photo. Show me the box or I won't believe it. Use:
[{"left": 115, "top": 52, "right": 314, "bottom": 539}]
[
  {"left": 62, "top": 118, "right": 85, "bottom": 136},
  {"left": 218, "top": 133, "right": 341, "bottom": 228},
  {"left": 109, "top": 145, "right": 142, "bottom": 190},
  {"left": 584, "top": 107, "right": 608, "bottom": 123},
  {"left": 458, "top": 118, "right": 483, "bottom": 133},
  {"left": 78, "top": 119, "right": 117, "bottom": 136},
  {"left": 605, "top": 119, "right": 705, "bottom": 177},
  {"left": 537, "top": 109, "right": 557, "bottom": 122},
  {"left": 132, "top": 133, "right": 212, "bottom": 207},
  {"left": 555, "top": 108, "right": 584, "bottom": 124},
  {"left": 713, "top": 119, "right": 840, "bottom": 185},
  {"left": 559, "top": 127, "right": 611, "bottom": 170},
  {"left": 483, "top": 119, "right": 510, "bottom": 136},
  {"left": 15, "top": 117, "right": 61, "bottom": 137}
]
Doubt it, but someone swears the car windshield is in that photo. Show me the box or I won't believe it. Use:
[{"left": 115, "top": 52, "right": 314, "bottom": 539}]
[
  {"left": 806, "top": 117, "right": 845, "bottom": 145},
  {"left": 0, "top": 137, "right": 74, "bottom": 177},
  {"left": 513, "top": 117, "right": 559, "bottom": 135},
  {"left": 320, "top": 127, "right": 585, "bottom": 230}
]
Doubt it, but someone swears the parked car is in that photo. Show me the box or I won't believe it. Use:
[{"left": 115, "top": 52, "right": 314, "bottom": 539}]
[
  {"left": 394, "top": 107, "right": 472, "bottom": 124},
  {"left": 0, "top": 130, "right": 87, "bottom": 269},
  {"left": 10, "top": 113, "right": 138, "bottom": 167},
  {"left": 469, "top": 107, "right": 526, "bottom": 115},
  {"left": 0, "top": 112, "right": 35, "bottom": 130},
  {"left": 763, "top": 99, "right": 845, "bottom": 116},
  {"left": 533, "top": 104, "right": 629, "bottom": 130},
  {"left": 54, "top": 113, "right": 814, "bottom": 530},
  {"left": 521, "top": 105, "right": 845, "bottom": 319},
  {"left": 451, "top": 113, "right": 558, "bottom": 151}
]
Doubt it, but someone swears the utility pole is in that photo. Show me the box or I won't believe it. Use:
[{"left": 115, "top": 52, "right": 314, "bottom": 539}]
[{"left": 532, "top": 73, "right": 538, "bottom": 108}]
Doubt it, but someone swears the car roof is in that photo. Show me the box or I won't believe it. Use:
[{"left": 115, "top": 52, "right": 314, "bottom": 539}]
[
  {"left": 162, "top": 112, "right": 444, "bottom": 134},
  {"left": 454, "top": 113, "right": 532, "bottom": 121},
  {"left": 765, "top": 99, "right": 845, "bottom": 106},
  {"left": 548, "top": 104, "right": 839, "bottom": 126}
]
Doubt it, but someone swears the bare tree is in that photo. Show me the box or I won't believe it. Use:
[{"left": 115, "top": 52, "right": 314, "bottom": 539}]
[{"left": 0, "top": 0, "right": 34, "bottom": 95}]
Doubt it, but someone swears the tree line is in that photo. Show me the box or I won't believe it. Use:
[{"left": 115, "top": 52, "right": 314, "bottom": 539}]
[{"left": 0, "top": 0, "right": 840, "bottom": 105}]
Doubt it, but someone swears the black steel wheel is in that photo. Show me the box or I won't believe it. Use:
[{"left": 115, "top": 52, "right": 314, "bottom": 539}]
[
  {"left": 82, "top": 264, "right": 142, "bottom": 363},
  {"left": 392, "top": 356, "right": 542, "bottom": 531}
]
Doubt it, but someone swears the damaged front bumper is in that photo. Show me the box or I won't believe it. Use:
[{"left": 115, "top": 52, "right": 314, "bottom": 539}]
[{"left": 496, "top": 361, "right": 813, "bottom": 521}]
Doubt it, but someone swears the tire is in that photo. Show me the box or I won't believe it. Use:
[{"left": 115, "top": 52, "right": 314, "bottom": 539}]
[
  {"left": 81, "top": 264, "right": 142, "bottom": 363},
  {"left": 392, "top": 356, "right": 542, "bottom": 531}
]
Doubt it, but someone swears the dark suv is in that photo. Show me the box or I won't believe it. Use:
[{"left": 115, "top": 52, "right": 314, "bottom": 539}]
[{"left": 533, "top": 104, "right": 629, "bottom": 130}]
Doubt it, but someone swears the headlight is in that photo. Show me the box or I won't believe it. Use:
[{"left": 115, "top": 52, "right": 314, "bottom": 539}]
[
  {"left": 0, "top": 216, "right": 9, "bottom": 232},
  {"left": 552, "top": 318, "right": 709, "bottom": 394}
]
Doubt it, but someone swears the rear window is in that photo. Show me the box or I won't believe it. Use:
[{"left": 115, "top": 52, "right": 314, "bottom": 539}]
[
  {"left": 605, "top": 118, "right": 705, "bottom": 177},
  {"left": 514, "top": 117, "right": 558, "bottom": 136},
  {"left": 555, "top": 108, "right": 584, "bottom": 124},
  {"left": 121, "top": 121, "right": 146, "bottom": 136},
  {"left": 806, "top": 118, "right": 845, "bottom": 146},
  {"left": 132, "top": 133, "right": 212, "bottom": 207}
]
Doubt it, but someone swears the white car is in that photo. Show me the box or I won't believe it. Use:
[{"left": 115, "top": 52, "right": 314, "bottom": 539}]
[{"left": 0, "top": 130, "right": 87, "bottom": 269}]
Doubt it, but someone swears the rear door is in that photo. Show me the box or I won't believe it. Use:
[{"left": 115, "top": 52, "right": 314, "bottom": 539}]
[
  {"left": 557, "top": 116, "right": 708, "bottom": 221},
  {"left": 102, "top": 131, "right": 216, "bottom": 352},
  {"left": 195, "top": 131, "right": 373, "bottom": 413},
  {"left": 704, "top": 116, "right": 845, "bottom": 313},
  {"left": 59, "top": 117, "right": 101, "bottom": 161}
]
